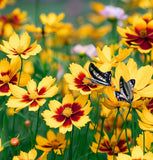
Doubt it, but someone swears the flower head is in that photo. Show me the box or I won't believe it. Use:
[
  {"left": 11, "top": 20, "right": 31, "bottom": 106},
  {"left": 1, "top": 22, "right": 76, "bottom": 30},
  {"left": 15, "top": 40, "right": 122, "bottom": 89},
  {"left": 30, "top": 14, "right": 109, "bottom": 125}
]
[
  {"left": 6, "top": 76, "right": 58, "bottom": 111},
  {"left": 90, "top": 129, "right": 131, "bottom": 158},
  {"left": 12, "top": 148, "right": 37, "bottom": 160},
  {"left": 35, "top": 129, "right": 67, "bottom": 154},
  {"left": 64, "top": 63, "right": 105, "bottom": 95},
  {"left": 0, "top": 57, "right": 31, "bottom": 96},
  {"left": 42, "top": 94, "right": 91, "bottom": 134},
  {"left": 100, "top": 6, "right": 127, "bottom": 20},
  {"left": 71, "top": 44, "right": 97, "bottom": 59},
  {"left": 117, "top": 13, "right": 153, "bottom": 53},
  {"left": 117, "top": 145, "right": 153, "bottom": 160},
  {"left": 0, "top": 32, "right": 42, "bottom": 59}
]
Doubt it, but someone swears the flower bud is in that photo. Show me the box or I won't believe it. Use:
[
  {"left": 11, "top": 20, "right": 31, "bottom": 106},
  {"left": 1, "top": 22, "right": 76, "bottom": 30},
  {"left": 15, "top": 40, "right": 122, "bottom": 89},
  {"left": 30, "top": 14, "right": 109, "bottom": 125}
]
[{"left": 10, "top": 137, "right": 20, "bottom": 146}]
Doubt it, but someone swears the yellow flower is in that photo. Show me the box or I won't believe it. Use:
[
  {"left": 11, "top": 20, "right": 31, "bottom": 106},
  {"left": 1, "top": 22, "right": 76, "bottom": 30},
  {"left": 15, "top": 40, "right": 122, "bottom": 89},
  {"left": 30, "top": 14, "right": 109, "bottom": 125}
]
[
  {"left": 35, "top": 129, "right": 67, "bottom": 155},
  {"left": 6, "top": 76, "right": 58, "bottom": 111},
  {"left": 117, "top": 145, "right": 153, "bottom": 160},
  {"left": 41, "top": 94, "right": 91, "bottom": 134},
  {"left": 40, "top": 13, "right": 65, "bottom": 32},
  {"left": 64, "top": 63, "right": 104, "bottom": 95},
  {"left": 90, "top": 129, "right": 131, "bottom": 158},
  {"left": 0, "top": 32, "right": 42, "bottom": 59},
  {"left": 0, "top": 0, "right": 7, "bottom": 9},
  {"left": 137, "top": 108, "right": 153, "bottom": 131},
  {"left": 117, "top": 13, "right": 153, "bottom": 53},
  {"left": 114, "top": 58, "right": 153, "bottom": 99},
  {"left": 94, "top": 45, "right": 132, "bottom": 68},
  {"left": 0, "top": 57, "right": 31, "bottom": 96},
  {"left": 136, "top": 131, "right": 153, "bottom": 151},
  {"left": 12, "top": 148, "right": 37, "bottom": 160},
  {"left": 6, "top": 8, "right": 27, "bottom": 30},
  {"left": 90, "top": 1, "right": 104, "bottom": 13}
]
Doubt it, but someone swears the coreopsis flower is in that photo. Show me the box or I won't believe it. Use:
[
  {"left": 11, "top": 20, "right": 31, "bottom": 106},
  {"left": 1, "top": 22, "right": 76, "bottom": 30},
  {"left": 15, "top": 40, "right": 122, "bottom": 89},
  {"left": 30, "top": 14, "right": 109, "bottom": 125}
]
[
  {"left": 64, "top": 63, "right": 104, "bottom": 95},
  {"left": 136, "top": 131, "right": 153, "bottom": 151},
  {"left": 114, "top": 58, "right": 153, "bottom": 99},
  {"left": 87, "top": 13, "right": 106, "bottom": 25},
  {"left": 117, "top": 13, "right": 153, "bottom": 53},
  {"left": 100, "top": 6, "right": 127, "bottom": 20},
  {"left": 35, "top": 129, "right": 67, "bottom": 155},
  {"left": 0, "top": 57, "right": 31, "bottom": 96},
  {"left": 102, "top": 87, "right": 129, "bottom": 109},
  {"left": 90, "top": 1, "right": 104, "bottom": 13},
  {"left": 94, "top": 45, "right": 132, "bottom": 68},
  {"left": 0, "top": 0, "right": 7, "bottom": 9},
  {"left": 90, "top": 129, "right": 131, "bottom": 158},
  {"left": 12, "top": 148, "right": 37, "bottom": 160},
  {"left": 40, "top": 13, "right": 65, "bottom": 31},
  {"left": 0, "top": 139, "right": 4, "bottom": 152},
  {"left": 0, "top": 32, "right": 42, "bottom": 59},
  {"left": 6, "top": 8, "right": 27, "bottom": 30},
  {"left": 117, "top": 145, "right": 153, "bottom": 160},
  {"left": 71, "top": 44, "right": 97, "bottom": 59},
  {"left": 41, "top": 94, "right": 91, "bottom": 134},
  {"left": 6, "top": 76, "right": 58, "bottom": 111},
  {"left": 137, "top": 108, "right": 153, "bottom": 131}
]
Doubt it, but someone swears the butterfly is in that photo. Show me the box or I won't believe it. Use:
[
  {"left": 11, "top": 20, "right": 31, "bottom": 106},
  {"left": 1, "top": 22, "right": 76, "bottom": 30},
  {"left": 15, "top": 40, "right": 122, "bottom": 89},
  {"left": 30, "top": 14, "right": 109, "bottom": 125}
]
[
  {"left": 88, "top": 63, "right": 112, "bottom": 86},
  {"left": 115, "top": 76, "right": 135, "bottom": 103}
]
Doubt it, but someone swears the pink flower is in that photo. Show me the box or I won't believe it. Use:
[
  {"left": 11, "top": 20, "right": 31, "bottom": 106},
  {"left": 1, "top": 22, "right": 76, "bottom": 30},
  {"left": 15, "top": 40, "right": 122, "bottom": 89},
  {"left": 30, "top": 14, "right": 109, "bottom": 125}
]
[
  {"left": 100, "top": 6, "right": 127, "bottom": 20},
  {"left": 71, "top": 44, "right": 97, "bottom": 59}
]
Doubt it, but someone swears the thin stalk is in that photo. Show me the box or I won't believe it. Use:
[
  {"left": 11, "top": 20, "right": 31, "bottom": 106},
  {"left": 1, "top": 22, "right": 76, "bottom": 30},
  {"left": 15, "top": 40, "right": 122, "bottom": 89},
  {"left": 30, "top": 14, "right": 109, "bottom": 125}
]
[
  {"left": 113, "top": 146, "right": 115, "bottom": 160},
  {"left": 143, "top": 131, "right": 145, "bottom": 154},
  {"left": 18, "top": 55, "right": 23, "bottom": 86},
  {"left": 111, "top": 108, "right": 120, "bottom": 136},
  {"left": 69, "top": 127, "right": 74, "bottom": 160},
  {"left": 34, "top": 109, "right": 40, "bottom": 146},
  {"left": 117, "top": 105, "right": 132, "bottom": 143},
  {"left": 2, "top": 106, "right": 6, "bottom": 160},
  {"left": 96, "top": 117, "right": 105, "bottom": 159},
  {"left": 35, "top": 0, "right": 40, "bottom": 26},
  {"left": 144, "top": 54, "right": 147, "bottom": 65},
  {"left": 125, "top": 115, "right": 131, "bottom": 155},
  {"left": 149, "top": 51, "right": 152, "bottom": 65},
  {"left": 132, "top": 108, "right": 136, "bottom": 145}
]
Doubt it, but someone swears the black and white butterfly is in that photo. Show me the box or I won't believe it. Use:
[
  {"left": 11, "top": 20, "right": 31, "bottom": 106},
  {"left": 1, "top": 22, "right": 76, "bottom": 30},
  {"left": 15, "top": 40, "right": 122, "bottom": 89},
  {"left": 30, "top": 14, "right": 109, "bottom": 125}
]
[
  {"left": 115, "top": 76, "right": 135, "bottom": 103},
  {"left": 88, "top": 63, "right": 112, "bottom": 86}
]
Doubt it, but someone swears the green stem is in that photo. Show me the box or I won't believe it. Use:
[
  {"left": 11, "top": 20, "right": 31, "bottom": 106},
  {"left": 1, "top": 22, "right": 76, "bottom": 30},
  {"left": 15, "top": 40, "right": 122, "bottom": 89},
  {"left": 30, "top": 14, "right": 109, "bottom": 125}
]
[
  {"left": 35, "top": 0, "right": 40, "bottom": 26},
  {"left": 18, "top": 55, "right": 23, "bottom": 86},
  {"left": 69, "top": 127, "right": 74, "bottom": 160},
  {"left": 111, "top": 108, "right": 120, "bottom": 136},
  {"left": 144, "top": 54, "right": 147, "bottom": 65},
  {"left": 117, "top": 105, "right": 132, "bottom": 143},
  {"left": 143, "top": 131, "right": 145, "bottom": 154},
  {"left": 113, "top": 146, "right": 115, "bottom": 160},
  {"left": 125, "top": 116, "right": 131, "bottom": 155},
  {"left": 34, "top": 109, "right": 40, "bottom": 146},
  {"left": 2, "top": 106, "right": 6, "bottom": 160},
  {"left": 132, "top": 108, "right": 136, "bottom": 145},
  {"left": 149, "top": 51, "right": 152, "bottom": 65},
  {"left": 96, "top": 117, "right": 105, "bottom": 159}
]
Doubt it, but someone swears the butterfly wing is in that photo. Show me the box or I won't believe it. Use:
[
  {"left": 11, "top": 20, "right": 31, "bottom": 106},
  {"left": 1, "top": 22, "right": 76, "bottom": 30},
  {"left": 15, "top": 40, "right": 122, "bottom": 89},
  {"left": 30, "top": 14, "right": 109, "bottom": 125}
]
[
  {"left": 116, "top": 76, "right": 135, "bottom": 103},
  {"left": 89, "top": 63, "right": 111, "bottom": 86}
]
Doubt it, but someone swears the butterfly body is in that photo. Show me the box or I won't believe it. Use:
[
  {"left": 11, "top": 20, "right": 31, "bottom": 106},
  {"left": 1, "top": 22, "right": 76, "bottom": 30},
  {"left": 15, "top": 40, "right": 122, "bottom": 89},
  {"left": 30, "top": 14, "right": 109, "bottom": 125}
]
[
  {"left": 88, "top": 63, "right": 112, "bottom": 86},
  {"left": 115, "top": 76, "right": 135, "bottom": 103}
]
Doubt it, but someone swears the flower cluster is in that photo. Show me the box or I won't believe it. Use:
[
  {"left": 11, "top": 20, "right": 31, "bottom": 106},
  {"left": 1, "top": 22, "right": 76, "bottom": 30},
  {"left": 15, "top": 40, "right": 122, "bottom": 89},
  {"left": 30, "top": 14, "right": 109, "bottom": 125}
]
[{"left": 0, "top": 1, "right": 153, "bottom": 160}]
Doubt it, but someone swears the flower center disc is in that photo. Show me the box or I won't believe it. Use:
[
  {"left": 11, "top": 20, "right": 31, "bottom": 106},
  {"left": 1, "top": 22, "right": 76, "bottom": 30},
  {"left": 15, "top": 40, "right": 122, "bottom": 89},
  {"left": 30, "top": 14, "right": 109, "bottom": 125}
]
[
  {"left": 140, "top": 29, "right": 147, "bottom": 38},
  {"left": 62, "top": 107, "right": 72, "bottom": 118}
]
